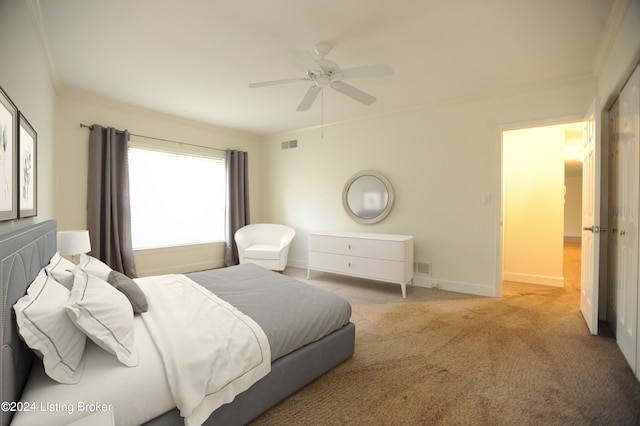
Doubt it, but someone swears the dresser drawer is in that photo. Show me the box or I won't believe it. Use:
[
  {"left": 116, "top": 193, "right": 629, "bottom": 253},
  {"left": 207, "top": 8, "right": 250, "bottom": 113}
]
[
  {"left": 309, "top": 252, "right": 408, "bottom": 283},
  {"left": 307, "top": 232, "right": 414, "bottom": 298},
  {"left": 309, "top": 234, "right": 409, "bottom": 261}
]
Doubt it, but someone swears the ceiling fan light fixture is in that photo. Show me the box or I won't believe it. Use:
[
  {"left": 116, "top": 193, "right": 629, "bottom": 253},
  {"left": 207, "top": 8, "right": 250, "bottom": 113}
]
[{"left": 313, "top": 74, "right": 330, "bottom": 86}]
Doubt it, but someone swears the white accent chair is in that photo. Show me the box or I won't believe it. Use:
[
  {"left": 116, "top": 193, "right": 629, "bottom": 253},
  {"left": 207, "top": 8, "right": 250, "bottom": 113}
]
[{"left": 234, "top": 224, "right": 296, "bottom": 271}]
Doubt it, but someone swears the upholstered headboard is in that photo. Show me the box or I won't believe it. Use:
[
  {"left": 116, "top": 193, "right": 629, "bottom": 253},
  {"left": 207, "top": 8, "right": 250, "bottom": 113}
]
[{"left": 0, "top": 220, "right": 57, "bottom": 426}]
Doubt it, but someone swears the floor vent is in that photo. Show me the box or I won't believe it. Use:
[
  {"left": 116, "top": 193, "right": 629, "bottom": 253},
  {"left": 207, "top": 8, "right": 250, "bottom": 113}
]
[
  {"left": 414, "top": 262, "right": 432, "bottom": 275},
  {"left": 281, "top": 140, "right": 298, "bottom": 149}
]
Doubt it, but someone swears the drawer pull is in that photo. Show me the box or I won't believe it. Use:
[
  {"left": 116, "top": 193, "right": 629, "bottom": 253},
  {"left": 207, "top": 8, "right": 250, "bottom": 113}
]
[
  {"left": 348, "top": 244, "right": 351, "bottom": 250},
  {"left": 348, "top": 262, "right": 351, "bottom": 268}
]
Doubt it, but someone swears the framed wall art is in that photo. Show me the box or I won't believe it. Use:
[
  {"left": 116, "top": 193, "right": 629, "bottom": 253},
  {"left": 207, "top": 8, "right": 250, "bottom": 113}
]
[
  {"left": 18, "top": 112, "right": 37, "bottom": 218},
  {"left": 0, "top": 86, "right": 17, "bottom": 221}
]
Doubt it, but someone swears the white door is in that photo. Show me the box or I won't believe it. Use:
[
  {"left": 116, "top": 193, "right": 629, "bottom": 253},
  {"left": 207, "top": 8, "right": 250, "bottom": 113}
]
[
  {"left": 616, "top": 65, "right": 640, "bottom": 372},
  {"left": 580, "top": 98, "right": 601, "bottom": 335},
  {"left": 607, "top": 99, "right": 620, "bottom": 337},
  {"left": 631, "top": 66, "right": 640, "bottom": 380}
]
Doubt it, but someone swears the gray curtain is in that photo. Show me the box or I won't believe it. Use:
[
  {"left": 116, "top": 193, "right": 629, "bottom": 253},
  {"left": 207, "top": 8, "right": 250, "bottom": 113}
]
[
  {"left": 87, "top": 124, "right": 138, "bottom": 277},
  {"left": 224, "top": 149, "right": 250, "bottom": 266}
]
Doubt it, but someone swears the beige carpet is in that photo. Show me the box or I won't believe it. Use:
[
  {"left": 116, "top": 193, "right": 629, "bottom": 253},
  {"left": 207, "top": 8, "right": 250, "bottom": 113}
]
[{"left": 249, "top": 246, "right": 640, "bottom": 425}]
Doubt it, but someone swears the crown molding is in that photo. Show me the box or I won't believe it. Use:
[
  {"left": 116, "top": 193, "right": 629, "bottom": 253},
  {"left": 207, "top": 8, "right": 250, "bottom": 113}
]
[
  {"left": 26, "top": 0, "right": 61, "bottom": 91},
  {"left": 593, "top": 0, "right": 630, "bottom": 77}
]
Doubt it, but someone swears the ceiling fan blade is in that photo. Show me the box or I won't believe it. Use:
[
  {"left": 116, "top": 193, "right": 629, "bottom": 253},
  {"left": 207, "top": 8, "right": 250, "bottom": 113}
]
[
  {"left": 291, "top": 49, "right": 324, "bottom": 74},
  {"left": 334, "top": 63, "right": 394, "bottom": 81},
  {"left": 330, "top": 81, "right": 376, "bottom": 105},
  {"left": 249, "top": 77, "right": 310, "bottom": 88},
  {"left": 297, "top": 86, "right": 322, "bottom": 111}
]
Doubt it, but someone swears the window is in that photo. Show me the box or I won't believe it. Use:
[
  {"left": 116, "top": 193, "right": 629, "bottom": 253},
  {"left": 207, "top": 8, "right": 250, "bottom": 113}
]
[{"left": 128, "top": 142, "right": 226, "bottom": 250}]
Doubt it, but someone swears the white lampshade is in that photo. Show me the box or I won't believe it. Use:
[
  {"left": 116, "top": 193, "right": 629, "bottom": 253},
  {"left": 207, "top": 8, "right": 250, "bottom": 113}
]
[{"left": 57, "top": 230, "right": 91, "bottom": 256}]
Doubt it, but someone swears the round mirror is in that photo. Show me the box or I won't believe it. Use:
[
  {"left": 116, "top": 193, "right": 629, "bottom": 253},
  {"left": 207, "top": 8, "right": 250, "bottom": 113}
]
[{"left": 342, "top": 170, "right": 395, "bottom": 224}]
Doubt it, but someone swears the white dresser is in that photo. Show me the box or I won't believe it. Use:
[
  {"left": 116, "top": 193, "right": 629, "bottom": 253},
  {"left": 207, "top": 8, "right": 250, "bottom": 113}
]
[{"left": 307, "top": 232, "right": 414, "bottom": 298}]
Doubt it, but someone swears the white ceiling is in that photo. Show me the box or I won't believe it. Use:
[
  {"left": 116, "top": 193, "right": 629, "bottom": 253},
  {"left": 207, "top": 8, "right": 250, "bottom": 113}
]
[{"left": 32, "top": 0, "right": 620, "bottom": 136}]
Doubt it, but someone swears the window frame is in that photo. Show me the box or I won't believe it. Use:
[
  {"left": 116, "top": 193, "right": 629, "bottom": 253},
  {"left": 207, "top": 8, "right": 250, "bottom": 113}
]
[{"left": 127, "top": 138, "right": 227, "bottom": 251}]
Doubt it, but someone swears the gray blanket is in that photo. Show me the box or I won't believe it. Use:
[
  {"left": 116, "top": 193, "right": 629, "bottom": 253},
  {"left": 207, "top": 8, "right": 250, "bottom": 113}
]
[{"left": 187, "top": 263, "right": 352, "bottom": 360}]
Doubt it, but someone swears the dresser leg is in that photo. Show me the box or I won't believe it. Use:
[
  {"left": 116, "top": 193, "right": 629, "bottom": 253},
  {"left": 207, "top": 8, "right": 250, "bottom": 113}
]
[{"left": 401, "top": 282, "right": 406, "bottom": 299}]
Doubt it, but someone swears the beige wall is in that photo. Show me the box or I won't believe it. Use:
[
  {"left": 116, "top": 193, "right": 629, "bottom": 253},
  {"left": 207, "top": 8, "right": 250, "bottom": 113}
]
[
  {"left": 260, "top": 79, "right": 595, "bottom": 296},
  {"left": 564, "top": 175, "right": 583, "bottom": 238},
  {"left": 0, "top": 0, "right": 56, "bottom": 235},
  {"left": 502, "top": 126, "right": 565, "bottom": 287},
  {"left": 56, "top": 93, "right": 261, "bottom": 276},
  {"left": 2, "top": 0, "right": 639, "bottom": 294},
  {"left": 260, "top": 3, "right": 640, "bottom": 297}
]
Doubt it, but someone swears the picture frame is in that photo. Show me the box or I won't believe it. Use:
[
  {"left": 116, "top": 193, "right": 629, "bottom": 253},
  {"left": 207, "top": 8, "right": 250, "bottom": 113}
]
[
  {"left": 0, "top": 86, "right": 17, "bottom": 221},
  {"left": 18, "top": 112, "right": 37, "bottom": 218}
]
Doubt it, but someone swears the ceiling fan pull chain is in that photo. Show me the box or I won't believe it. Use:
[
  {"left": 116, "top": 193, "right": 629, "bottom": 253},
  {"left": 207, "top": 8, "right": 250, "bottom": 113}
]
[{"left": 321, "top": 89, "right": 324, "bottom": 139}]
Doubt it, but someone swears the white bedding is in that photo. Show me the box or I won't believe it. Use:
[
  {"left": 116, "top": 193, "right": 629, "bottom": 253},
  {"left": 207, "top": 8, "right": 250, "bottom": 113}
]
[
  {"left": 12, "top": 274, "right": 271, "bottom": 426},
  {"left": 11, "top": 318, "right": 174, "bottom": 426},
  {"left": 136, "top": 274, "right": 271, "bottom": 426}
]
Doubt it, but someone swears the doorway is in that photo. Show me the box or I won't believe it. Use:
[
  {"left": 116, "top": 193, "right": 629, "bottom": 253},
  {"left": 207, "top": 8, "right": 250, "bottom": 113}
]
[{"left": 500, "top": 120, "right": 584, "bottom": 294}]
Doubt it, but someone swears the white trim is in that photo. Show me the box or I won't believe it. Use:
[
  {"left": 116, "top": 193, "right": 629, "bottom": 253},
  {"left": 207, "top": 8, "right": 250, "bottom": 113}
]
[
  {"left": 136, "top": 259, "right": 224, "bottom": 278},
  {"left": 592, "top": 0, "right": 631, "bottom": 77},
  {"left": 412, "top": 275, "right": 497, "bottom": 298},
  {"left": 496, "top": 115, "right": 584, "bottom": 298},
  {"left": 289, "top": 256, "right": 498, "bottom": 298},
  {"left": 26, "top": 0, "right": 61, "bottom": 90},
  {"left": 502, "top": 272, "right": 564, "bottom": 287},
  {"left": 287, "top": 257, "right": 307, "bottom": 269},
  {"left": 133, "top": 241, "right": 225, "bottom": 255}
]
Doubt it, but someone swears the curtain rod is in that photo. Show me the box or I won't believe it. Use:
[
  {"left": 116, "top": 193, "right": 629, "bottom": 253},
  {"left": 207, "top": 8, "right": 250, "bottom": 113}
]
[{"left": 80, "top": 123, "right": 227, "bottom": 153}]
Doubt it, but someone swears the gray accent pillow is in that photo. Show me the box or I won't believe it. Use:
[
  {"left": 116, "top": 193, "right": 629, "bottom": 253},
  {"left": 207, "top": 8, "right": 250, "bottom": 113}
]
[{"left": 108, "top": 270, "right": 149, "bottom": 314}]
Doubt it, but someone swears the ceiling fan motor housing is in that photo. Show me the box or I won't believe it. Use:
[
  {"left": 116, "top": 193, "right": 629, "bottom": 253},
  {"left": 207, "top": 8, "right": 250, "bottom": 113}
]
[{"left": 309, "top": 59, "right": 340, "bottom": 86}]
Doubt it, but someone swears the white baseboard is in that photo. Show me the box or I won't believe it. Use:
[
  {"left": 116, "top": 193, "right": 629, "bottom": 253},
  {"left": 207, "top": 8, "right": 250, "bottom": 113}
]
[
  {"left": 288, "top": 257, "right": 499, "bottom": 298},
  {"left": 137, "top": 260, "right": 224, "bottom": 277},
  {"left": 502, "top": 271, "right": 564, "bottom": 287},
  {"left": 413, "top": 274, "right": 498, "bottom": 297},
  {"left": 288, "top": 258, "right": 308, "bottom": 269}
]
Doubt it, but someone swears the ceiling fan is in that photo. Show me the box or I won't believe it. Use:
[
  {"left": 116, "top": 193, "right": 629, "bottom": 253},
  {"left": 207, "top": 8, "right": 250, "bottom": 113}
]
[{"left": 249, "top": 43, "right": 393, "bottom": 111}]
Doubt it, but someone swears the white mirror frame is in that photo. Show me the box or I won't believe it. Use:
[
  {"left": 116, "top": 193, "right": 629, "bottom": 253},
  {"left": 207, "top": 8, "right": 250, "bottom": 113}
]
[{"left": 342, "top": 170, "right": 395, "bottom": 224}]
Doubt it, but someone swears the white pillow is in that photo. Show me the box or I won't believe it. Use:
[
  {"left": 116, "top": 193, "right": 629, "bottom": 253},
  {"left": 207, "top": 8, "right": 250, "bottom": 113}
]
[
  {"left": 65, "top": 268, "right": 138, "bottom": 367},
  {"left": 78, "top": 253, "right": 113, "bottom": 281},
  {"left": 44, "top": 252, "right": 76, "bottom": 289},
  {"left": 13, "top": 269, "right": 87, "bottom": 384}
]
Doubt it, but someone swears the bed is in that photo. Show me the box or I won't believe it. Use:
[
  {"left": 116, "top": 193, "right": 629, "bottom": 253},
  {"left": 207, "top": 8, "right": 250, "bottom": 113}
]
[{"left": 0, "top": 221, "right": 355, "bottom": 425}]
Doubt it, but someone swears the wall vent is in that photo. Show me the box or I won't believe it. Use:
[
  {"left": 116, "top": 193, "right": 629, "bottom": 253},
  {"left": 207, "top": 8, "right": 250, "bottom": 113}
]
[
  {"left": 281, "top": 140, "right": 298, "bottom": 149},
  {"left": 414, "top": 262, "right": 432, "bottom": 276}
]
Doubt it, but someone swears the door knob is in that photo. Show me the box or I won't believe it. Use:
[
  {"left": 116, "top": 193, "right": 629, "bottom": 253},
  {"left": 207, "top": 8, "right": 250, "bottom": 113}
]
[{"left": 583, "top": 226, "right": 605, "bottom": 233}]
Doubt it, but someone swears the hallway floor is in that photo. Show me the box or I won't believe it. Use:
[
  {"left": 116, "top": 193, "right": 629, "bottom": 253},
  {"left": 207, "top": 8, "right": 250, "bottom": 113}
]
[
  {"left": 501, "top": 241, "right": 582, "bottom": 300},
  {"left": 563, "top": 240, "right": 581, "bottom": 291}
]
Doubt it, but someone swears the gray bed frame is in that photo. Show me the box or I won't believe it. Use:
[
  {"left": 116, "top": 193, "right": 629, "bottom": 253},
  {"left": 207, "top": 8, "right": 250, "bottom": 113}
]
[{"left": 0, "top": 221, "right": 355, "bottom": 426}]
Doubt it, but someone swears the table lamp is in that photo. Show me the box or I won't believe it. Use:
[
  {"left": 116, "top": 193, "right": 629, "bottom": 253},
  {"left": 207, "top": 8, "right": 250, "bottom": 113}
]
[{"left": 57, "top": 230, "right": 91, "bottom": 263}]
